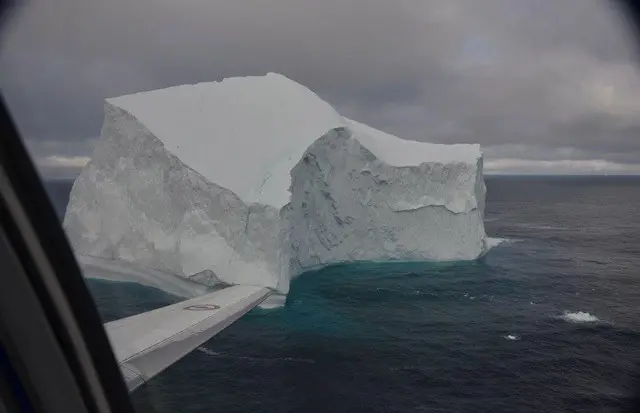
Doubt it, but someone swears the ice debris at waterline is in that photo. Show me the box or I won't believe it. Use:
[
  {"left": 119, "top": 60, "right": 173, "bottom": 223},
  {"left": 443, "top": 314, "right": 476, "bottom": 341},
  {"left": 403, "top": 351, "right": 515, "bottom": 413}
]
[
  {"left": 64, "top": 73, "right": 487, "bottom": 305},
  {"left": 486, "top": 237, "right": 521, "bottom": 249}
]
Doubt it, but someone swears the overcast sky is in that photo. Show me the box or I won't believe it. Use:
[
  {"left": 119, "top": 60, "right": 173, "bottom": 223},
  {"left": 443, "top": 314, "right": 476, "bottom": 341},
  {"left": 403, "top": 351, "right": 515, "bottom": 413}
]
[{"left": 1, "top": 0, "right": 640, "bottom": 177}]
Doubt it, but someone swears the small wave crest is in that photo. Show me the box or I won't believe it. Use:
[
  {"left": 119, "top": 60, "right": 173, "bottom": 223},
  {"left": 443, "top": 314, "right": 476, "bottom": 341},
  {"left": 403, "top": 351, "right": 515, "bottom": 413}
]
[
  {"left": 197, "top": 347, "right": 315, "bottom": 364},
  {"left": 502, "top": 334, "right": 519, "bottom": 341},
  {"left": 515, "top": 223, "right": 570, "bottom": 231},
  {"left": 559, "top": 311, "right": 599, "bottom": 323}
]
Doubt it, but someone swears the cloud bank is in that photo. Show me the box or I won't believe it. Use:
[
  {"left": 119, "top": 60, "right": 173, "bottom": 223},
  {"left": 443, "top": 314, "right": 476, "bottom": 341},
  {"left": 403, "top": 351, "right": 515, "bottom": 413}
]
[{"left": 1, "top": 0, "right": 639, "bottom": 177}]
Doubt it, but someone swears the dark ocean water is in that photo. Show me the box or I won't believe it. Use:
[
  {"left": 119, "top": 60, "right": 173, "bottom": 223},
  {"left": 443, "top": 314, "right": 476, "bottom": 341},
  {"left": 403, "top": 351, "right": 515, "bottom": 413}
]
[{"left": 45, "top": 176, "right": 640, "bottom": 412}]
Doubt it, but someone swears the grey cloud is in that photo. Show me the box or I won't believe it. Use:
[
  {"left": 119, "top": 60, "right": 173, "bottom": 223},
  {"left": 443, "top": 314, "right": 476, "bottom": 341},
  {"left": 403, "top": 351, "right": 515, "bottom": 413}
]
[{"left": 1, "top": 0, "right": 639, "bottom": 175}]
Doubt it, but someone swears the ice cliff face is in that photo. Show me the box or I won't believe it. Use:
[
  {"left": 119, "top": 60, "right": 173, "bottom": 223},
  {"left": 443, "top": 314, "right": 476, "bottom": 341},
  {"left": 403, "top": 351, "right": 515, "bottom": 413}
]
[
  {"left": 64, "top": 73, "right": 486, "bottom": 299},
  {"left": 286, "top": 127, "right": 485, "bottom": 273}
]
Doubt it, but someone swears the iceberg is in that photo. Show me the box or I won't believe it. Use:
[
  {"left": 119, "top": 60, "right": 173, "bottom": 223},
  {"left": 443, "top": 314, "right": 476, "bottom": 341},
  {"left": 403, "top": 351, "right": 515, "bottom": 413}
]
[{"left": 64, "top": 73, "right": 487, "bottom": 303}]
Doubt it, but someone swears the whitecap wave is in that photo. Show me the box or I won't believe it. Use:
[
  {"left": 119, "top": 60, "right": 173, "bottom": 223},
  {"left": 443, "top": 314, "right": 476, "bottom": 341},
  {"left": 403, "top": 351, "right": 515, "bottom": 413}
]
[
  {"left": 559, "top": 311, "right": 599, "bottom": 323},
  {"left": 503, "top": 334, "right": 519, "bottom": 341}
]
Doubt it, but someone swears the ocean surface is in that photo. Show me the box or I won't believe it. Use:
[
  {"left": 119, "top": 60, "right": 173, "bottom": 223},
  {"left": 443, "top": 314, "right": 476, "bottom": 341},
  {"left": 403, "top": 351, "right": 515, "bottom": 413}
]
[{"left": 45, "top": 176, "right": 640, "bottom": 412}]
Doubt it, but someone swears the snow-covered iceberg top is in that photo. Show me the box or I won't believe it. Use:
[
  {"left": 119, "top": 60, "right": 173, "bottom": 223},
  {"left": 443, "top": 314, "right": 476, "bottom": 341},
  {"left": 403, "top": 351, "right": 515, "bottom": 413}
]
[
  {"left": 65, "top": 73, "right": 486, "bottom": 303},
  {"left": 107, "top": 73, "right": 481, "bottom": 209}
]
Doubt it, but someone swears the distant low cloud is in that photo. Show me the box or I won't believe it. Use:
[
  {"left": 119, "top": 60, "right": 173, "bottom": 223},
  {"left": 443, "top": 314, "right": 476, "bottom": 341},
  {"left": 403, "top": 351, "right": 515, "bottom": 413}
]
[
  {"left": 38, "top": 155, "right": 90, "bottom": 168},
  {"left": 485, "top": 158, "right": 640, "bottom": 175},
  {"left": 34, "top": 155, "right": 90, "bottom": 179}
]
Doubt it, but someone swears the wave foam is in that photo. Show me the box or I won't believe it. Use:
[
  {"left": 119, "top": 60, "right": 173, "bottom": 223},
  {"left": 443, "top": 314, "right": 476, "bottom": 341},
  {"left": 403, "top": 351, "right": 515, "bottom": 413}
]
[
  {"left": 197, "top": 347, "right": 314, "bottom": 364},
  {"left": 516, "top": 224, "right": 569, "bottom": 231},
  {"left": 560, "top": 311, "right": 599, "bottom": 323},
  {"left": 503, "top": 334, "right": 519, "bottom": 341}
]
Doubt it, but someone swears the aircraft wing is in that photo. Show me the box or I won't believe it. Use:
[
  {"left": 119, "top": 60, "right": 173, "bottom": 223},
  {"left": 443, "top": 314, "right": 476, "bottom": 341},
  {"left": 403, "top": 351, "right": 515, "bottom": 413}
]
[
  {"left": 77, "top": 254, "right": 211, "bottom": 299},
  {"left": 104, "top": 285, "right": 271, "bottom": 392}
]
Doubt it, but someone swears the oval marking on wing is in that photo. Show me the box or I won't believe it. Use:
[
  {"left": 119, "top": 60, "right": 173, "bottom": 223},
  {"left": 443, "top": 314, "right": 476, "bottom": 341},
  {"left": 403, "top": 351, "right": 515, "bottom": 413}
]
[{"left": 184, "top": 304, "right": 221, "bottom": 311}]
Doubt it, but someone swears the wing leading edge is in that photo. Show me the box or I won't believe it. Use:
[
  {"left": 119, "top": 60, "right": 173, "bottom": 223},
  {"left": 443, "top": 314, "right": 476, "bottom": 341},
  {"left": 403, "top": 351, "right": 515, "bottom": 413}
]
[{"left": 104, "top": 285, "right": 272, "bottom": 392}]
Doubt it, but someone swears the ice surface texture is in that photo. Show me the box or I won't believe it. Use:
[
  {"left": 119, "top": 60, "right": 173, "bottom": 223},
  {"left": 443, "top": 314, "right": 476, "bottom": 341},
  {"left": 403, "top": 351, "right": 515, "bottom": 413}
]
[{"left": 64, "top": 73, "right": 486, "bottom": 298}]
